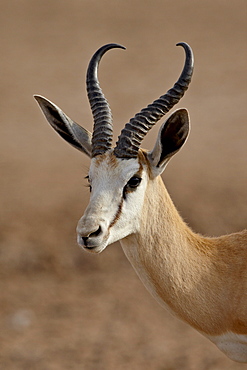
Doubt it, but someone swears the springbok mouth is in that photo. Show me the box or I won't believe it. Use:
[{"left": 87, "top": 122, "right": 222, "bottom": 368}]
[
  {"left": 82, "top": 245, "right": 105, "bottom": 254},
  {"left": 84, "top": 245, "right": 98, "bottom": 251},
  {"left": 77, "top": 233, "right": 107, "bottom": 253}
]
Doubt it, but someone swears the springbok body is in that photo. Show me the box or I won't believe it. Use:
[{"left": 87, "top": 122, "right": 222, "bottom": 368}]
[{"left": 35, "top": 43, "right": 247, "bottom": 362}]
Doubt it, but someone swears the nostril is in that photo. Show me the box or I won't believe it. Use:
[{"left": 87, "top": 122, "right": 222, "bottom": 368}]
[
  {"left": 89, "top": 226, "right": 102, "bottom": 238},
  {"left": 82, "top": 236, "right": 88, "bottom": 246},
  {"left": 78, "top": 226, "right": 102, "bottom": 247}
]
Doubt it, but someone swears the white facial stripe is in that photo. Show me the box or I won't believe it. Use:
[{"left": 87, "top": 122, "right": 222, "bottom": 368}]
[
  {"left": 108, "top": 166, "right": 143, "bottom": 230},
  {"left": 77, "top": 153, "right": 148, "bottom": 252}
]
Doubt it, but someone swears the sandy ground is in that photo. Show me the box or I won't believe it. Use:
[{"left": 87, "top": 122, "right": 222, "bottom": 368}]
[{"left": 0, "top": 1, "right": 246, "bottom": 369}]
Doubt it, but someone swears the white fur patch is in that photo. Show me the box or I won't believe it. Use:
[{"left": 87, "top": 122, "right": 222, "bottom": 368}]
[{"left": 207, "top": 332, "right": 247, "bottom": 362}]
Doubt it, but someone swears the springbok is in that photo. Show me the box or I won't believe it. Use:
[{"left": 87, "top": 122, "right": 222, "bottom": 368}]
[{"left": 34, "top": 43, "right": 247, "bottom": 362}]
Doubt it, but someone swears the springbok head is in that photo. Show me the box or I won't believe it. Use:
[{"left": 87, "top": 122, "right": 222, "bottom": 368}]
[{"left": 35, "top": 42, "right": 194, "bottom": 254}]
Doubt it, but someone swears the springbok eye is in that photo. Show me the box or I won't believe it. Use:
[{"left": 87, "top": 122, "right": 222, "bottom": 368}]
[
  {"left": 123, "top": 176, "right": 142, "bottom": 199},
  {"left": 127, "top": 176, "right": 142, "bottom": 189}
]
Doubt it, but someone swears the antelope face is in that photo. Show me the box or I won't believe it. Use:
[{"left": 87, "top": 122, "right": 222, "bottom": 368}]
[
  {"left": 76, "top": 152, "right": 148, "bottom": 253},
  {"left": 35, "top": 42, "right": 193, "bottom": 253}
]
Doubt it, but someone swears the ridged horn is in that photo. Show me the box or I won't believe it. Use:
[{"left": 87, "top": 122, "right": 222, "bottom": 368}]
[
  {"left": 114, "top": 42, "right": 194, "bottom": 159},
  {"left": 87, "top": 43, "right": 126, "bottom": 157}
]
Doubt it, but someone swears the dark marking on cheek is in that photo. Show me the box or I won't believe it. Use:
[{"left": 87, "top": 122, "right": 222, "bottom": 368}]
[
  {"left": 109, "top": 155, "right": 145, "bottom": 229},
  {"left": 123, "top": 163, "right": 143, "bottom": 199},
  {"left": 123, "top": 185, "right": 127, "bottom": 200},
  {"left": 109, "top": 198, "right": 123, "bottom": 228}
]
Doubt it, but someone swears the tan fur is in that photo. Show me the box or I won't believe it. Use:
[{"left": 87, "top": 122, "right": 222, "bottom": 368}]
[
  {"left": 120, "top": 153, "right": 247, "bottom": 342},
  {"left": 124, "top": 159, "right": 247, "bottom": 337},
  {"left": 78, "top": 148, "right": 247, "bottom": 361},
  {"left": 94, "top": 151, "right": 119, "bottom": 168},
  {"left": 35, "top": 59, "right": 247, "bottom": 360}
]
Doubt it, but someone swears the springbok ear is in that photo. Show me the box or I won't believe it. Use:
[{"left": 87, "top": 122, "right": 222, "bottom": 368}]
[
  {"left": 148, "top": 109, "right": 190, "bottom": 174},
  {"left": 34, "top": 95, "right": 92, "bottom": 157}
]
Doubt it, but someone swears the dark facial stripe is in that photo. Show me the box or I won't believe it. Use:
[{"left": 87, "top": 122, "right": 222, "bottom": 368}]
[
  {"left": 109, "top": 198, "right": 123, "bottom": 229},
  {"left": 109, "top": 158, "right": 144, "bottom": 229}
]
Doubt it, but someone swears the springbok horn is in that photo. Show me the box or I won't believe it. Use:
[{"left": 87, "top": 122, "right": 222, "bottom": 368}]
[
  {"left": 87, "top": 43, "right": 126, "bottom": 157},
  {"left": 114, "top": 42, "right": 194, "bottom": 159}
]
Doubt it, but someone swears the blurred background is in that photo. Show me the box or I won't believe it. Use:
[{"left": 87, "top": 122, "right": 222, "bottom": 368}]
[{"left": 0, "top": 1, "right": 246, "bottom": 369}]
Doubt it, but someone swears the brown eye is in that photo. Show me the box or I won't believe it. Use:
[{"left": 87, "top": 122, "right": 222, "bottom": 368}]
[
  {"left": 127, "top": 176, "right": 142, "bottom": 189},
  {"left": 123, "top": 176, "right": 141, "bottom": 200}
]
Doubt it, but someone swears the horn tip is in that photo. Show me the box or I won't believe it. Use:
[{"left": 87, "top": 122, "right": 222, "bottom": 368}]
[
  {"left": 176, "top": 41, "right": 189, "bottom": 48},
  {"left": 113, "top": 43, "right": 126, "bottom": 50},
  {"left": 176, "top": 42, "right": 192, "bottom": 53}
]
